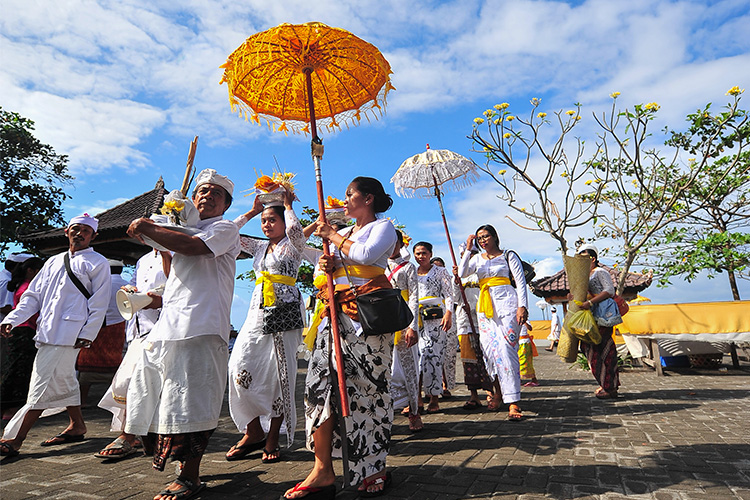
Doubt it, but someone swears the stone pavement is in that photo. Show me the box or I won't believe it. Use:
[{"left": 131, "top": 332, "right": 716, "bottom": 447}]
[{"left": 2, "top": 345, "right": 749, "bottom": 500}]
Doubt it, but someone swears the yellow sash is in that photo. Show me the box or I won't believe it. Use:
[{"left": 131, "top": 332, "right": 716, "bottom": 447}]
[
  {"left": 477, "top": 276, "right": 511, "bottom": 319},
  {"left": 256, "top": 272, "right": 297, "bottom": 307},
  {"left": 302, "top": 265, "right": 384, "bottom": 350},
  {"left": 393, "top": 289, "right": 410, "bottom": 345},
  {"left": 333, "top": 265, "right": 384, "bottom": 280}
]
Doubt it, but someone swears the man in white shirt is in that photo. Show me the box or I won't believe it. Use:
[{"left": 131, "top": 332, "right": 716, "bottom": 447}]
[
  {"left": 546, "top": 306, "right": 561, "bottom": 352},
  {"left": 125, "top": 169, "right": 240, "bottom": 499},
  {"left": 0, "top": 215, "right": 110, "bottom": 457},
  {"left": 96, "top": 249, "right": 170, "bottom": 461}
]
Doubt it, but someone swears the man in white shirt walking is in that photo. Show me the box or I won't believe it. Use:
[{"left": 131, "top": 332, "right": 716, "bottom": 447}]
[
  {"left": 0, "top": 214, "right": 110, "bottom": 457},
  {"left": 125, "top": 169, "right": 240, "bottom": 500}
]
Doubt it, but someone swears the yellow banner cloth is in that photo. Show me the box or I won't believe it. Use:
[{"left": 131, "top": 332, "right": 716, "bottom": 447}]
[
  {"left": 618, "top": 300, "right": 750, "bottom": 340},
  {"left": 476, "top": 277, "right": 511, "bottom": 319},
  {"left": 255, "top": 272, "right": 297, "bottom": 307},
  {"left": 333, "top": 265, "right": 384, "bottom": 281}
]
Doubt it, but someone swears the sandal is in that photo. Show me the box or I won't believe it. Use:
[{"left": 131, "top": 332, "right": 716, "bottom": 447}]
[
  {"left": 94, "top": 436, "right": 137, "bottom": 460},
  {"left": 262, "top": 446, "right": 281, "bottom": 464},
  {"left": 595, "top": 388, "right": 617, "bottom": 399},
  {"left": 358, "top": 471, "right": 392, "bottom": 498},
  {"left": 156, "top": 477, "right": 206, "bottom": 500},
  {"left": 441, "top": 390, "right": 452, "bottom": 399},
  {"left": 225, "top": 437, "right": 266, "bottom": 461},
  {"left": 280, "top": 482, "right": 336, "bottom": 500},
  {"left": 523, "top": 381, "right": 539, "bottom": 387},
  {"left": 40, "top": 432, "right": 85, "bottom": 446},
  {"left": 407, "top": 414, "right": 423, "bottom": 433},
  {"left": 0, "top": 441, "right": 20, "bottom": 458},
  {"left": 425, "top": 403, "right": 440, "bottom": 414},
  {"left": 462, "top": 400, "right": 482, "bottom": 411},
  {"left": 508, "top": 404, "right": 523, "bottom": 421}
]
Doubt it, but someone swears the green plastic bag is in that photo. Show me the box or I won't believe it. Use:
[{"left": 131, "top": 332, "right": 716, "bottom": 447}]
[{"left": 563, "top": 309, "right": 601, "bottom": 345}]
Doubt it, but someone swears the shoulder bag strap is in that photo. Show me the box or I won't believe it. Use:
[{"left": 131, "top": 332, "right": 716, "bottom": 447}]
[
  {"left": 64, "top": 253, "right": 92, "bottom": 299},
  {"left": 386, "top": 261, "right": 408, "bottom": 282}
]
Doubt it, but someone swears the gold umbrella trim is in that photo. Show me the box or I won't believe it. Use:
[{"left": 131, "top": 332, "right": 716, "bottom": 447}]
[{"left": 220, "top": 22, "right": 395, "bottom": 135}]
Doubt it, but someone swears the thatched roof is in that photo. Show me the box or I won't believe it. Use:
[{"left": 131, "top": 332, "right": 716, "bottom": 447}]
[
  {"left": 530, "top": 264, "right": 652, "bottom": 301},
  {"left": 19, "top": 178, "right": 167, "bottom": 264}
]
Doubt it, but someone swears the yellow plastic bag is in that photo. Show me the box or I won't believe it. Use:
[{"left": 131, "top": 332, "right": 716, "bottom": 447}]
[{"left": 563, "top": 309, "right": 601, "bottom": 345}]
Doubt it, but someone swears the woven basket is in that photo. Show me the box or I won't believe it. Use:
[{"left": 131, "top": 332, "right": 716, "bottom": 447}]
[{"left": 557, "top": 255, "right": 592, "bottom": 362}]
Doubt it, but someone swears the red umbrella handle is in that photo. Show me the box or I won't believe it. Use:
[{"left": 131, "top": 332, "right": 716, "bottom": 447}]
[{"left": 306, "top": 69, "right": 350, "bottom": 418}]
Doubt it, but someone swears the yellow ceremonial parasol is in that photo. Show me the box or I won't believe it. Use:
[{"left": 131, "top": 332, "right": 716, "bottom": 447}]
[{"left": 220, "top": 23, "right": 393, "bottom": 480}]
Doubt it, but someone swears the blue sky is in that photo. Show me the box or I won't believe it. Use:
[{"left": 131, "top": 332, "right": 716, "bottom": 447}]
[{"left": 2, "top": 0, "right": 749, "bottom": 326}]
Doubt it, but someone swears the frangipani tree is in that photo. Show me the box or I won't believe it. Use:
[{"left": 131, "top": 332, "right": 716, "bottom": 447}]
[
  {"left": 583, "top": 88, "right": 749, "bottom": 295},
  {"left": 469, "top": 98, "right": 610, "bottom": 257}
]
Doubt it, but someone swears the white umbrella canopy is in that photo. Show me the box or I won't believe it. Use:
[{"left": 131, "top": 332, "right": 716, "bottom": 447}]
[{"left": 391, "top": 147, "right": 479, "bottom": 198}]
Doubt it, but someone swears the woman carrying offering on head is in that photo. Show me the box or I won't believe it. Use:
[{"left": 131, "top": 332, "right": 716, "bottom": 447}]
[
  {"left": 227, "top": 189, "right": 305, "bottom": 464},
  {"left": 282, "top": 177, "right": 398, "bottom": 499},
  {"left": 576, "top": 244, "right": 621, "bottom": 399},
  {"left": 458, "top": 225, "right": 528, "bottom": 420},
  {"left": 413, "top": 242, "right": 453, "bottom": 414}
]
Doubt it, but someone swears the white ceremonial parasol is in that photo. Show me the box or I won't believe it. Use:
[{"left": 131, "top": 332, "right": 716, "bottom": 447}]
[{"left": 391, "top": 145, "right": 480, "bottom": 333}]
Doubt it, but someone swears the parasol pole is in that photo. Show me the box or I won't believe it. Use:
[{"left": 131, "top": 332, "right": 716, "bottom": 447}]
[
  {"left": 304, "top": 68, "right": 353, "bottom": 485},
  {"left": 431, "top": 172, "right": 480, "bottom": 337}
]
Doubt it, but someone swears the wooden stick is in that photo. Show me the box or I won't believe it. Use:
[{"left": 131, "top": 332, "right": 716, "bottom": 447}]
[{"left": 180, "top": 136, "right": 199, "bottom": 196}]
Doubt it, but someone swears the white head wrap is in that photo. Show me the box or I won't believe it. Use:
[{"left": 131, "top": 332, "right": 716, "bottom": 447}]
[
  {"left": 194, "top": 168, "right": 234, "bottom": 197},
  {"left": 68, "top": 213, "right": 99, "bottom": 232},
  {"left": 7, "top": 252, "right": 35, "bottom": 263},
  {"left": 577, "top": 243, "right": 599, "bottom": 258}
]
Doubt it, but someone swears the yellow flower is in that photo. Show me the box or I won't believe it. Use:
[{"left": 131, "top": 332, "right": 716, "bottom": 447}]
[
  {"left": 645, "top": 102, "right": 660, "bottom": 111},
  {"left": 566, "top": 110, "right": 575, "bottom": 116},
  {"left": 537, "top": 112, "right": 547, "bottom": 118},
  {"left": 474, "top": 117, "right": 485, "bottom": 125},
  {"left": 494, "top": 102, "right": 510, "bottom": 110},
  {"left": 575, "top": 116, "right": 581, "bottom": 121},
  {"left": 595, "top": 178, "right": 603, "bottom": 183},
  {"left": 160, "top": 199, "right": 185, "bottom": 214},
  {"left": 530, "top": 97, "right": 541, "bottom": 106},
  {"left": 610, "top": 92, "right": 621, "bottom": 98},
  {"left": 726, "top": 86, "right": 744, "bottom": 96},
  {"left": 503, "top": 133, "right": 511, "bottom": 139},
  {"left": 585, "top": 180, "right": 593, "bottom": 185},
  {"left": 484, "top": 109, "right": 494, "bottom": 117},
  {"left": 688, "top": 158, "right": 695, "bottom": 162},
  {"left": 560, "top": 172, "right": 569, "bottom": 178},
  {"left": 498, "top": 169, "right": 507, "bottom": 175},
  {"left": 506, "top": 115, "right": 515, "bottom": 121},
  {"left": 483, "top": 146, "right": 491, "bottom": 152},
  {"left": 632, "top": 179, "right": 638, "bottom": 186},
  {"left": 494, "top": 118, "right": 502, "bottom": 125}
]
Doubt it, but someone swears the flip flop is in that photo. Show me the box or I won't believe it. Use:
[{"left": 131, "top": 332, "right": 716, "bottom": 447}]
[
  {"left": 523, "top": 381, "right": 540, "bottom": 387},
  {"left": 462, "top": 400, "right": 482, "bottom": 411},
  {"left": 94, "top": 436, "right": 137, "bottom": 460},
  {"left": 262, "top": 446, "right": 281, "bottom": 464},
  {"left": 280, "top": 482, "right": 336, "bottom": 500},
  {"left": 156, "top": 477, "right": 206, "bottom": 500},
  {"left": 40, "top": 432, "right": 85, "bottom": 446},
  {"left": 407, "top": 414, "right": 423, "bottom": 433},
  {"left": 508, "top": 404, "right": 523, "bottom": 421},
  {"left": 0, "top": 441, "right": 20, "bottom": 458},
  {"left": 358, "top": 471, "right": 392, "bottom": 498},
  {"left": 225, "top": 437, "right": 266, "bottom": 461}
]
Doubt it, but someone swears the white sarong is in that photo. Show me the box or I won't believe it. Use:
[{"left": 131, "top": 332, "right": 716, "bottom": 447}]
[
  {"left": 124, "top": 336, "right": 228, "bottom": 435},
  {"left": 97, "top": 337, "right": 146, "bottom": 432},
  {"left": 2, "top": 344, "right": 80, "bottom": 440}
]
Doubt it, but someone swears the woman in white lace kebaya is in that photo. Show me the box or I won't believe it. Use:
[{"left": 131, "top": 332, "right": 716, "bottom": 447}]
[
  {"left": 413, "top": 242, "right": 453, "bottom": 414},
  {"left": 458, "top": 225, "right": 528, "bottom": 421},
  {"left": 283, "top": 177, "right": 398, "bottom": 499},
  {"left": 227, "top": 190, "right": 305, "bottom": 464},
  {"left": 387, "top": 231, "right": 422, "bottom": 432}
]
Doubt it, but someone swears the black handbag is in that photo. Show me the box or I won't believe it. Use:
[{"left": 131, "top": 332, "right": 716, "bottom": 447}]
[
  {"left": 262, "top": 301, "right": 304, "bottom": 334},
  {"left": 420, "top": 305, "right": 444, "bottom": 320},
  {"left": 341, "top": 258, "right": 413, "bottom": 337}
]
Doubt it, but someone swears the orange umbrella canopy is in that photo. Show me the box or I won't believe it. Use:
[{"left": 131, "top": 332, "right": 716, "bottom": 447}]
[{"left": 220, "top": 22, "right": 394, "bottom": 134}]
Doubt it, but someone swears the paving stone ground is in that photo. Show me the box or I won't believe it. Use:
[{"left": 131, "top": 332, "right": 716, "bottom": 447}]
[{"left": 2, "top": 343, "right": 749, "bottom": 500}]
